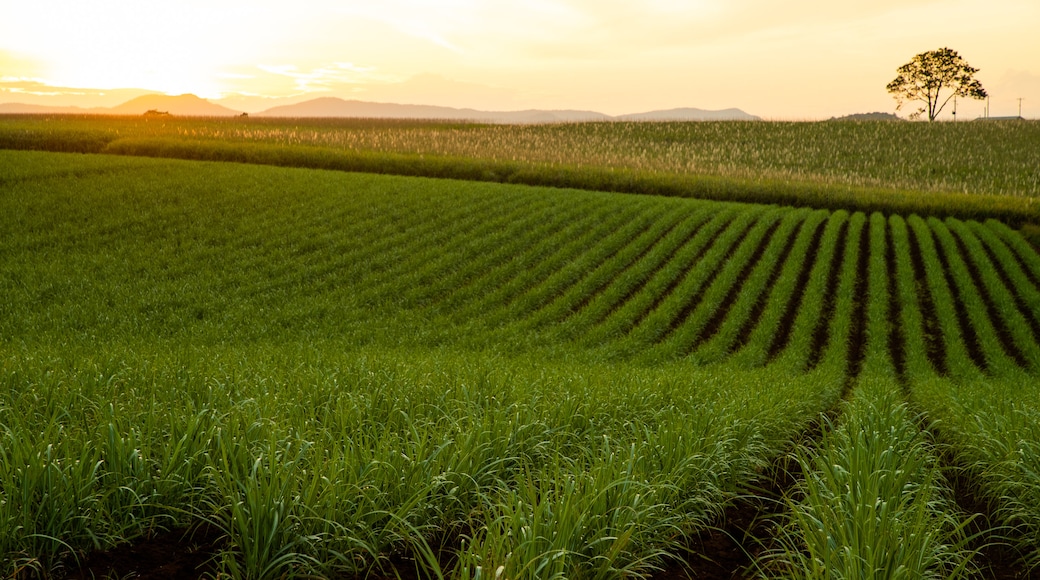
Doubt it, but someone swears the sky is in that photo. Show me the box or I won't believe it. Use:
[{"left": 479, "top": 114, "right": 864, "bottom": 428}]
[{"left": 1, "top": 0, "right": 1038, "bottom": 119}]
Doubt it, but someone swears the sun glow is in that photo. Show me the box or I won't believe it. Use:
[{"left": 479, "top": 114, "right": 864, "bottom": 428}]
[
  {"left": 2, "top": 0, "right": 1038, "bottom": 118},
  {"left": 1, "top": 0, "right": 294, "bottom": 97}
]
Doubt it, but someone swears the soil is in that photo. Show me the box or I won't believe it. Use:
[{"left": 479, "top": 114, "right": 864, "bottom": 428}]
[
  {"left": 651, "top": 500, "right": 774, "bottom": 580},
  {"left": 62, "top": 500, "right": 782, "bottom": 580},
  {"left": 64, "top": 524, "right": 223, "bottom": 580}
]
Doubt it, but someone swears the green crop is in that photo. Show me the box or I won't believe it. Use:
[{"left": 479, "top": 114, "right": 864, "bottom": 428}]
[
  {"left": 5, "top": 149, "right": 1040, "bottom": 576},
  {"left": 4, "top": 115, "right": 1040, "bottom": 223}
]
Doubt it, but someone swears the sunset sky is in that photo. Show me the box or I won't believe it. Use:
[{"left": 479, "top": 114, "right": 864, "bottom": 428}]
[{"left": 2, "top": 0, "right": 1038, "bottom": 119}]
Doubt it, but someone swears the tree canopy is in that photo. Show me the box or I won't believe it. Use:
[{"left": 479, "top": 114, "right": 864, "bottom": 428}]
[{"left": 886, "top": 47, "right": 987, "bottom": 121}]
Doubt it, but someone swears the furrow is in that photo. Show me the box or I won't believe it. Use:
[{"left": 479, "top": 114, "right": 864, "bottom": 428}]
[
  {"left": 969, "top": 220, "right": 1040, "bottom": 341},
  {"left": 566, "top": 209, "right": 690, "bottom": 316},
  {"left": 650, "top": 209, "right": 786, "bottom": 361},
  {"left": 402, "top": 194, "right": 567, "bottom": 309},
  {"left": 889, "top": 215, "right": 936, "bottom": 379},
  {"left": 727, "top": 211, "right": 829, "bottom": 365},
  {"left": 459, "top": 201, "right": 633, "bottom": 324},
  {"left": 803, "top": 214, "right": 857, "bottom": 372},
  {"left": 576, "top": 208, "right": 739, "bottom": 349},
  {"left": 359, "top": 192, "right": 545, "bottom": 305},
  {"left": 602, "top": 207, "right": 766, "bottom": 355},
  {"left": 906, "top": 215, "right": 985, "bottom": 379},
  {"left": 903, "top": 214, "right": 948, "bottom": 376},
  {"left": 519, "top": 204, "right": 689, "bottom": 331},
  {"left": 842, "top": 212, "right": 874, "bottom": 380},
  {"left": 928, "top": 217, "right": 1022, "bottom": 374},
  {"left": 689, "top": 208, "right": 813, "bottom": 364},
  {"left": 766, "top": 212, "right": 848, "bottom": 369},
  {"left": 948, "top": 218, "right": 1040, "bottom": 370},
  {"left": 984, "top": 219, "right": 1040, "bottom": 289},
  {"left": 885, "top": 214, "right": 906, "bottom": 380},
  {"left": 559, "top": 207, "right": 716, "bottom": 341},
  {"left": 496, "top": 201, "right": 674, "bottom": 328},
  {"left": 447, "top": 200, "right": 619, "bottom": 321}
]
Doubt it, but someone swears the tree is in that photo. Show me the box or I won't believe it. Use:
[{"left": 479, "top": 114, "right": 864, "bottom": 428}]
[{"left": 886, "top": 47, "right": 987, "bottom": 121}]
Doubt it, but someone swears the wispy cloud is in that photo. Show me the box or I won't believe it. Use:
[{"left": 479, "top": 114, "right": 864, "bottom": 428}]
[{"left": 254, "top": 62, "right": 389, "bottom": 93}]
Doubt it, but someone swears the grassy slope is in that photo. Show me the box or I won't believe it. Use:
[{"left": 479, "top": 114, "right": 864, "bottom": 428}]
[
  {"left": 2, "top": 115, "right": 1039, "bottom": 225},
  {"left": 5, "top": 150, "right": 1040, "bottom": 577},
  {"left": 0, "top": 151, "right": 843, "bottom": 578}
]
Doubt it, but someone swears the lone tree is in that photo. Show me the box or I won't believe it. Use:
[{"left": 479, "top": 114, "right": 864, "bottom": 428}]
[{"left": 886, "top": 47, "right": 987, "bottom": 121}]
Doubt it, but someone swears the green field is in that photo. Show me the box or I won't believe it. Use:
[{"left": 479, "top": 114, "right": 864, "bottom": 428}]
[
  {"left": 3, "top": 135, "right": 1040, "bottom": 578},
  {"left": 3, "top": 115, "right": 1040, "bottom": 223}
]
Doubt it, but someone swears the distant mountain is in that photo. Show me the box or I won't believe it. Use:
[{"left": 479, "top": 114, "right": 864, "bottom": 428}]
[
  {"left": 255, "top": 97, "right": 610, "bottom": 123},
  {"left": 109, "top": 94, "right": 242, "bottom": 116},
  {"left": 828, "top": 112, "right": 903, "bottom": 121},
  {"left": 1, "top": 93, "right": 759, "bottom": 123},
  {"left": 256, "top": 98, "right": 758, "bottom": 123},
  {"left": 615, "top": 107, "right": 760, "bottom": 121},
  {"left": 0, "top": 94, "right": 242, "bottom": 117}
]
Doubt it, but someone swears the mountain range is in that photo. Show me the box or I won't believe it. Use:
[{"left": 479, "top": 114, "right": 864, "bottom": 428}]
[{"left": 0, "top": 93, "right": 761, "bottom": 123}]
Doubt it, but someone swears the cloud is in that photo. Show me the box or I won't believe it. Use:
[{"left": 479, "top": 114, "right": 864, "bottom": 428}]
[
  {"left": 254, "top": 62, "right": 387, "bottom": 93},
  {"left": 0, "top": 77, "right": 155, "bottom": 107},
  {"left": 0, "top": 77, "right": 67, "bottom": 96}
]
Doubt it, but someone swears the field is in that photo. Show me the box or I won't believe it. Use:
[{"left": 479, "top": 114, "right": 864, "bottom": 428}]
[
  {"left": 2, "top": 118, "right": 1040, "bottom": 579},
  {"left": 3, "top": 115, "right": 1040, "bottom": 223}
]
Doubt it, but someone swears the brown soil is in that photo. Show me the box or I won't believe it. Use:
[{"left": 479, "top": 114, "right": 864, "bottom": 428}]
[
  {"left": 886, "top": 222, "right": 907, "bottom": 380},
  {"left": 602, "top": 216, "right": 717, "bottom": 327},
  {"left": 928, "top": 222, "right": 990, "bottom": 371},
  {"left": 768, "top": 218, "right": 842, "bottom": 361},
  {"left": 942, "top": 456, "right": 1035, "bottom": 579},
  {"left": 906, "top": 221, "right": 949, "bottom": 375},
  {"left": 571, "top": 215, "right": 686, "bottom": 315},
  {"left": 65, "top": 524, "right": 223, "bottom": 580},
  {"left": 63, "top": 495, "right": 791, "bottom": 580},
  {"left": 805, "top": 218, "right": 850, "bottom": 370},
  {"left": 946, "top": 226, "right": 1029, "bottom": 367},
  {"left": 845, "top": 221, "right": 870, "bottom": 379},
  {"left": 665, "top": 218, "right": 779, "bottom": 344},
  {"left": 972, "top": 231, "right": 1040, "bottom": 344},
  {"left": 651, "top": 501, "right": 774, "bottom": 580},
  {"left": 734, "top": 218, "right": 825, "bottom": 355},
  {"left": 626, "top": 214, "right": 738, "bottom": 333},
  {"left": 694, "top": 218, "right": 790, "bottom": 349}
]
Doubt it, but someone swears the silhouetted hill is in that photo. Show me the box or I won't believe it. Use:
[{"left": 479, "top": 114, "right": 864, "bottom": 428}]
[
  {"left": 2, "top": 94, "right": 760, "bottom": 123},
  {"left": 255, "top": 97, "right": 610, "bottom": 123},
  {"left": 828, "top": 112, "right": 903, "bottom": 121},
  {"left": 255, "top": 98, "right": 761, "bottom": 123},
  {"left": 0, "top": 94, "right": 242, "bottom": 116},
  {"left": 615, "top": 107, "right": 760, "bottom": 121},
  {"left": 109, "top": 94, "right": 242, "bottom": 116}
]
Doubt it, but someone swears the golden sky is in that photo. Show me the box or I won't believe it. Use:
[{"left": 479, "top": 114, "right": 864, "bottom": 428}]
[{"left": 2, "top": 0, "right": 1038, "bottom": 118}]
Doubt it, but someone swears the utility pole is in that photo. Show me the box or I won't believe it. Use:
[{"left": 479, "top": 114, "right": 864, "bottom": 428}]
[{"left": 1019, "top": 98, "right": 1024, "bottom": 118}]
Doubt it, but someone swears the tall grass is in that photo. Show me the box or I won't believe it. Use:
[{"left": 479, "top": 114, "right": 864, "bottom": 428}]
[
  {"left": 3, "top": 116, "right": 1040, "bottom": 223},
  {"left": 769, "top": 381, "right": 977, "bottom": 579},
  {"left": 6, "top": 150, "right": 1040, "bottom": 576},
  {"left": 0, "top": 343, "right": 845, "bottom": 578},
  {"left": 1, "top": 151, "right": 849, "bottom": 577},
  {"left": 910, "top": 375, "right": 1040, "bottom": 573}
]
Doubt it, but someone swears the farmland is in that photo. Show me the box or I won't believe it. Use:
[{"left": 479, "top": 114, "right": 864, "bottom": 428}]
[
  {"left": 2, "top": 115, "right": 1040, "bottom": 223},
  {"left": 2, "top": 124, "right": 1040, "bottom": 579}
]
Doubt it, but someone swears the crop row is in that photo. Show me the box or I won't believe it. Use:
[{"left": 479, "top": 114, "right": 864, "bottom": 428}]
[
  {"left": 388, "top": 198, "right": 1040, "bottom": 386},
  {"left": 4, "top": 116, "right": 1040, "bottom": 225},
  {"left": 4, "top": 151, "right": 1040, "bottom": 575}
]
